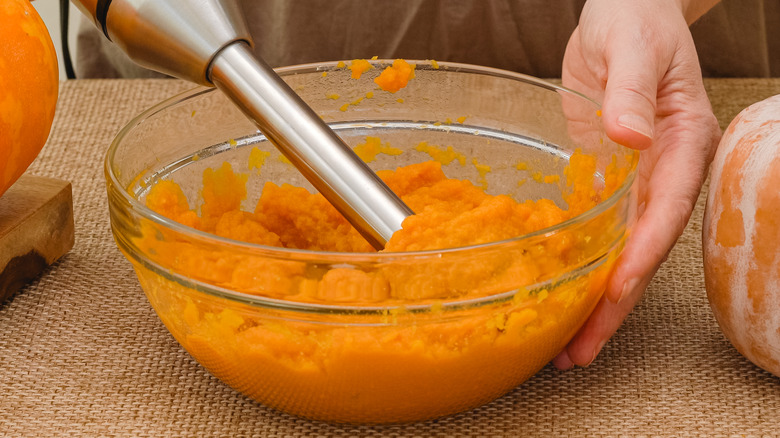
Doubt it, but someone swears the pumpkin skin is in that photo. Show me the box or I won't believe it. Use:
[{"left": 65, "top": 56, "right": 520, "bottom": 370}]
[
  {"left": 703, "top": 94, "right": 780, "bottom": 377},
  {"left": 0, "top": 0, "right": 59, "bottom": 198}
]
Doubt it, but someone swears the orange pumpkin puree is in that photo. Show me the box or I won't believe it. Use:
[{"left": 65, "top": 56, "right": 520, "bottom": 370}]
[
  {"left": 133, "top": 143, "right": 627, "bottom": 423},
  {"left": 374, "top": 59, "right": 415, "bottom": 93},
  {"left": 348, "top": 59, "right": 373, "bottom": 79}
]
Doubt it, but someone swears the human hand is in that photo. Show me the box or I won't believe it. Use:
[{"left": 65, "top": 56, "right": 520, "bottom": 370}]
[{"left": 554, "top": 0, "right": 722, "bottom": 369}]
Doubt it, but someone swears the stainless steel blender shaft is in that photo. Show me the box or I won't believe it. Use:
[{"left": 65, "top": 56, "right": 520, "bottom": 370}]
[
  {"left": 73, "top": 0, "right": 413, "bottom": 249},
  {"left": 209, "top": 43, "right": 413, "bottom": 247}
]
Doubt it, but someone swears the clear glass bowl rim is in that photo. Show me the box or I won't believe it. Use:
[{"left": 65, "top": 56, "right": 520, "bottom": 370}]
[{"left": 105, "top": 59, "right": 638, "bottom": 315}]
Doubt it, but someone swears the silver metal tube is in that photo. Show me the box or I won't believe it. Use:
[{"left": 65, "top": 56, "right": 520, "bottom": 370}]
[
  {"left": 72, "top": 0, "right": 413, "bottom": 248},
  {"left": 101, "top": 0, "right": 253, "bottom": 85},
  {"left": 210, "top": 42, "right": 413, "bottom": 249}
]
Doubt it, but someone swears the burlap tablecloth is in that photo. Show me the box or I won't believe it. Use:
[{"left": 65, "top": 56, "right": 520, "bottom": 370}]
[{"left": 2, "top": 78, "right": 779, "bottom": 437}]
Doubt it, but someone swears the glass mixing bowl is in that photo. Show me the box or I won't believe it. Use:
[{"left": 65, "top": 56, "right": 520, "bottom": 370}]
[{"left": 105, "top": 60, "right": 638, "bottom": 424}]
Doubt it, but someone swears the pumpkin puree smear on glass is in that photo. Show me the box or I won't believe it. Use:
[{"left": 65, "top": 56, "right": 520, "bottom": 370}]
[{"left": 131, "top": 59, "right": 631, "bottom": 423}]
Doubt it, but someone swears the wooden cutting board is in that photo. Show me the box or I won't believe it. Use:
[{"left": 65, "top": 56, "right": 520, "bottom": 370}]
[{"left": 0, "top": 175, "right": 75, "bottom": 304}]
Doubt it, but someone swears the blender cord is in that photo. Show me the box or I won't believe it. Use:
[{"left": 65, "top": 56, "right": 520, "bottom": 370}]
[{"left": 60, "top": 0, "right": 76, "bottom": 79}]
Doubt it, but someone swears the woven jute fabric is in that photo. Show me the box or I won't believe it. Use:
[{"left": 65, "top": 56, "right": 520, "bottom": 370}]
[{"left": 1, "top": 79, "right": 779, "bottom": 437}]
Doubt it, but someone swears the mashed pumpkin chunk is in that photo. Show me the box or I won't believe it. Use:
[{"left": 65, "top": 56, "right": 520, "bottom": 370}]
[
  {"left": 374, "top": 59, "right": 415, "bottom": 93},
  {"left": 348, "top": 59, "right": 373, "bottom": 79}
]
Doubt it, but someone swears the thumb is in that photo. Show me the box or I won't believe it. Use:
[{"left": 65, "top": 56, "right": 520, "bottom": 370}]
[{"left": 601, "top": 40, "right": 661, "bottom": 150}]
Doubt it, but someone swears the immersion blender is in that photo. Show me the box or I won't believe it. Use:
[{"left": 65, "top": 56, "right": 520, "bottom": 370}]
[{"left": 71, "top": 0, "right": 413, "bottom": 249}]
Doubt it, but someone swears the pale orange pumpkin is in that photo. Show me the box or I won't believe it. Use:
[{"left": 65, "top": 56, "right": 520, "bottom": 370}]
[
  {"left": 703, "top": 94, "right": 780, "bottom": 377},
  {"left": 0, "top": 0, "right": 59, "bottom": 198}
]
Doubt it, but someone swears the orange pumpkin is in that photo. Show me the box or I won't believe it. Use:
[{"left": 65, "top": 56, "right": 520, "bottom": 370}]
[
  {"left": 703, "top": 94, "right": 780, "bottom": 377},
  {"left": 0, "top": 0, "right": 59, "bottom": 198}
]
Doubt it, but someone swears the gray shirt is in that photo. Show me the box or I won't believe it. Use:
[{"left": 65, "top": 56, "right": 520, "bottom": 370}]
[{"left": 74, "top": 0, "right": 780, "bottom": 79}]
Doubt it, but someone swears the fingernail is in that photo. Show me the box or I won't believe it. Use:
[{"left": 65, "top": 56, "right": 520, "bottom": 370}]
[
  {"left": 617, "top": 113, "right": 654, "bottom": 140},
  {"left": 616, "top": 278, "right": 638, "bottom": 304},
  {"left": 586, "top": 339, "right": 608, "bottom": 367}
]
